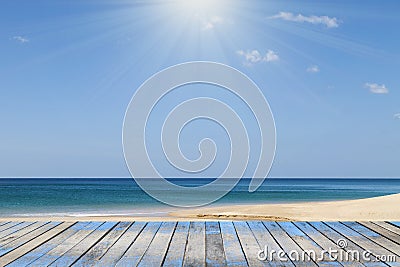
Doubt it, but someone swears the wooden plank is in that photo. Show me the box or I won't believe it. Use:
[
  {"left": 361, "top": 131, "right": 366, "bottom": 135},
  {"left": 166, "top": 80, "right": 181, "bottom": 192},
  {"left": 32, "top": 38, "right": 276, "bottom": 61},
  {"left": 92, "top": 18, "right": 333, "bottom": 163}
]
[
  {"left": 0, "top": 222, "right": 60, "bottom": 257},
  {"left": 233, "top": 221, "right": 263, "bottom": 267},
  {"left": 373, "top": 221, "right": 400, "bottom": 236},
  {"left": 0, "top": 222, "right": 74, "bottom": 266},
  {"left": 26, "top": 221, "right": 102, "bottom": 266},
  {"left": 0, "top": 222, "right": 20, "bottom": 233},
  {"left": 390, "top": 222, "right": 400, "bottom": 228},
  {"left": 219, "top": 221, "right": 247, "bottom": 267},
  {"left": 309, "top": 222, "right": 385, "bottom": 267},
  {"left": 137, "top": 222, "right": 176, "bottom": 267},
  {"left": 73, "top": 221, "right": 132, "bottom": 266},
  {"left": 97, "top": 222, "right": 146, "bottom": 266},
  {"left": 204, "top": 222, "right": 226, "bottom": 267},
  {"left": 0, "top": 222, "right": 9, "bottom": 227},
  {"left": 360, "top": 222, "right": 400, "bottom": 245},
  {"left": 48, "top": 222, "right": 115, "bottom": 267},
  {"left": 183, "top": 222, "right": 206, "bottom": 267},
  {"left": 7, "top": 222, "right": 91, "bottom": 267},
  {"left": 0, "top": 221, "right": 48, "bottom": 247},
  {"left": 326, "top": 222, "right": 399, "bottom": 266},
  {"left": 247, "top": 221, "right": 293, "bottom": 267},
  {"left": 0, "top": 222, "right": 34, "bottom": 239},
  {"left": 115, "top": 222, "right": 162, "bottom": 267},
  {"left": 278, "top": 222, "right": 342, "bottom": 267},
  {"left": 294, "top": 222, "right": 363, "bottom": 267},
  {"left": 342, "top": 222, "right": 400, "bottom": 256},
  {"left": 263, "top": 221, "right": 317, "bottom": 267},
  {"left": 163, "top": 222, "right": 190, "bottom": 267}
]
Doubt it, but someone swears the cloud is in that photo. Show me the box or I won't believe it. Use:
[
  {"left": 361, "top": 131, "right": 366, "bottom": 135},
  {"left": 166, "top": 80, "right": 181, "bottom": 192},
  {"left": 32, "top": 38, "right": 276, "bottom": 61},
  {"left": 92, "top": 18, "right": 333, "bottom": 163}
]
[
  {"left": 12, "top": 36, "right": 29, "bottom": 43},
  {"left": 270, "top": 12, "right": 340, "bottom": 28},
  {"left": 394, "top": 113, "right": 400, "bottom": 120},
  {"left": 364, "top": 83, "right": 389, "bottom": 94},
  {"left": 236, "top": 49, "right": 279, "bottom": 65},
  {"left": 307, "top": 65, "right": 320, "bottom": 73},
  {"left": 202, "top": 16, "right": 223, "bottom": 30}
]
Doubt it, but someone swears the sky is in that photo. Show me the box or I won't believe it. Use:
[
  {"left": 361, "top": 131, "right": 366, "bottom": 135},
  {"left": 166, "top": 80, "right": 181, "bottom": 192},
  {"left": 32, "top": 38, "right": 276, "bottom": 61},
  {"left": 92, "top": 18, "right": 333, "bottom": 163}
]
[{"left": 0, "top": 0, "right": 399, "bottom": 178}]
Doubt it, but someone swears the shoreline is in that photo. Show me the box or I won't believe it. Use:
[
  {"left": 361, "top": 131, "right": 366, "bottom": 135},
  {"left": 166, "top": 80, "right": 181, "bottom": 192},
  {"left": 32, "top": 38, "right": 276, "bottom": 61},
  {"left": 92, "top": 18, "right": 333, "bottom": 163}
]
[{"left": 1, "top": 193, "right": 400, "bottom": 222}]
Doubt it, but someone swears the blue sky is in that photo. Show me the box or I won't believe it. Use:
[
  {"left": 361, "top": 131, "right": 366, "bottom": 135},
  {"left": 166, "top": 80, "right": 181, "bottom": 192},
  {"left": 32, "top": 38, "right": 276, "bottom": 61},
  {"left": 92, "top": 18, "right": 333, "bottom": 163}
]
[{"left": 0, "top": 0, "right": 399, "bottom": 178}]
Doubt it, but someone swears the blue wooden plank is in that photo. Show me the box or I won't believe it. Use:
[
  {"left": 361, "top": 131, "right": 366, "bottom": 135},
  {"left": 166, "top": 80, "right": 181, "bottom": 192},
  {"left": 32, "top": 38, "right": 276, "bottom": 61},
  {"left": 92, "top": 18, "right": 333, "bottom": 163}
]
[
  {"left": 163, "top": 221, "right": 190, "bottom": 267},
  {"left": 390, "top": 222, "right": 400, "bottom": 228},
  {"left": 278, "top": 222, "right": 341, "bottom": 267},
  {"left": 219, "top": 221, "right": 247, "bottom": 267},
  {"left": 0, "top": 222, "right": 34, "bottom": 239},
  {"left": 97, "top": 222, "right": 147, "bottom": 266},
  {"left": 0, "top": 222, "right": 9, "bottom": 227},
  {"left": 0, "top": 221, "right": 49, "bottom": 247},
  {"left": 205, "top": 222, "right": 226, "bottom": 267},
  {"left": 326, "top": 222, "right": 400, "bottom": 266},
  {"left": 0, "top": 222, "right": 60, "bottom": 257},
  {"left": 47, "top": 222, "right": 113, "bottom": 267},
  {"left": 7, "top": 222, "right": 91, "bottom": 267},
  {"left": 0, "top": 222, "right": 20, "bottom": 233},
  {"left": 115, "top": 222, "right": 162, "bottom": 267}
]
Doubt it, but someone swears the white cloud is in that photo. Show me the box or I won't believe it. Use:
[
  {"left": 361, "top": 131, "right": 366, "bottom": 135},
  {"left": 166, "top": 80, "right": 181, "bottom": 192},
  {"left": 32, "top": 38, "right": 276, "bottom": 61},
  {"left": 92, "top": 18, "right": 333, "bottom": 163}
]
[
  {"left": 307, "top": 65, "right": 320, "bottom": 73},
  {"left": 202, "top": 16, "right": 223, "bottom": 30},
  {"left": 265, "top": 50, "right": 279, "bottom": 62},
  {"left": 394, "top": 113, "right": 400, "bottom": 120},
  {"left": 12, "top": 36, "right": 29, "bottom": 43},
  {"left": 236, "top": 49, "right": 279, "bottom": 65},
  {"left": 270, "top": 12, "right": 340, "bottom": 28},
  {"left": 365, "top": 83, "right": 389, "bottom": 94}
]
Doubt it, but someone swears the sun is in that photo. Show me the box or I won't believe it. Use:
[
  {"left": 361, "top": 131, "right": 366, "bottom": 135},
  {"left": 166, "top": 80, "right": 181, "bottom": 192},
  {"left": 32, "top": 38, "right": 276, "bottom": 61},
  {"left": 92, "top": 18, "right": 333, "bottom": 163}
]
[{"left": 175, "top": 0, "right": 226, "bottom": 14}]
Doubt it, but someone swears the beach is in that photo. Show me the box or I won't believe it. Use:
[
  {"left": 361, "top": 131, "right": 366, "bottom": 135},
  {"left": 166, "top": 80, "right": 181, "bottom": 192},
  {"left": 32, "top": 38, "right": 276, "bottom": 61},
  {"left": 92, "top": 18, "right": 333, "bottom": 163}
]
[{"left": 1, "top": 193, "right": 400, "bottom": 222}]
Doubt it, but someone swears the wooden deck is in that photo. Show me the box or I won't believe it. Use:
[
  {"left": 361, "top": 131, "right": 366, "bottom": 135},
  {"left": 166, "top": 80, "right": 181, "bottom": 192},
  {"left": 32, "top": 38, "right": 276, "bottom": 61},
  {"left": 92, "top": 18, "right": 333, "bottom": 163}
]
[{"left": 0, "top": 221, "right": 399, "bottom": 266}]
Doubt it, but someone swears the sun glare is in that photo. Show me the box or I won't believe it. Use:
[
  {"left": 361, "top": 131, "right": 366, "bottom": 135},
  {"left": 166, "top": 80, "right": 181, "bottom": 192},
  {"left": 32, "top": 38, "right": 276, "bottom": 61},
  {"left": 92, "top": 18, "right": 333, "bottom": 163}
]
[{"left": 177, "top": 0, "right": 225, "bottom": 14}]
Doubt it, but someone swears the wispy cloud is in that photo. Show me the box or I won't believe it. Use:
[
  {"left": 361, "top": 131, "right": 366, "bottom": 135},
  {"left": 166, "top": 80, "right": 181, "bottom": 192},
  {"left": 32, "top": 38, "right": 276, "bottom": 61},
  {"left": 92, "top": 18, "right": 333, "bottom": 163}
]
[
  {"left": 12, "top": 36, "right": 29, "bottom": 43},
  {"left": 270, "top": 12, "right": 340, "bottom": 28},
  {"left": 236, "top": 49, "right": 279, "bottom": 65},
  {"left": 394, "top": 113, "right": 400, "bottom": 120},
  {"left": 307, "top": 65, "right": 320, "bottom": 73},
  {"left": 365, "top": 83, "right": 389, "bottom": 94},
  {"left": 202, "top": 16, "right": 223, "bottom": 30}
]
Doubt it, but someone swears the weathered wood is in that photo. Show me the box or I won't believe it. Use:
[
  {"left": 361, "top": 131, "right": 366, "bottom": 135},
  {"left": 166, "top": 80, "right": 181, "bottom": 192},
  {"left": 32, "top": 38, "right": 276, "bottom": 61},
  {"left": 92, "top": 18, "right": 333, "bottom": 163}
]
[
  {"left": 73, "top": 221, "right": 132, "bottom": 266},
  {"left": 0, "top": 220, "right": 399, "bottom": 266},
  {"left": 233, "top": 221, "right": 263, "bottom": 267},
  {"left": 247, "top": 221, "right": 293, "bottom": 267},
  {"left": 310, "top": 222, "right": 386, "bottom": 267},
  {"left": 0, "top": 222, "right": 60, "bottom": 257},
  {"left": 183, "top": 221, "right": 206, "bottom": 267},
  {"left": 0, "top": 222, "right": 20, "bottom": 233},
  {"left": 263, "top": 221, "right": 317, "bottom": 267},
  {"left": 137, "top": 222, "right": 176, "bottom": 267},
  {"left": 163, "top": 221, "right": 190, "bottom": 267},
  {"left": 278, "top": 222, "right": 341, "bottom": 267},
  {"left": 49, "top": 222, "right": 115, "bottom": 267},
  {"left": 97, "top": 221, "right": 146, "bottom": 266},
  {"left": 0, "top": 222, "right": 74, "bottom": 266},
  {"left": 359, "top": 221, "right": 400, "bottom": 246},
  {"left": 219, "top": 221, "right": 247, "bottom": 267},
  {"left": 8, "top": 222, "right": 91, "bottom": 267},
  {"left": 0, "top": 221, "right": 48, "bottom": 247},
  {"left": 326, "top": 222, "right": 399, "bottom": 266},
  {"left": 115, "top": 222, "right": 162, "bottom": 267},
  {"left": 342, "top": 222, "right": 400, "bottom": 256},
  {"left": 205, "top": 222, "right": 226, "bottom": 267},
  {"left": 0, "top": 222, "right": 34, "bottom": 239},
  {"left": 373, "top": 221, "right": 400, "bottom": 237},
  {"left": 27, "top": 221, "right": 101, "bottom": 266},
  {"left": 294, "top": 222, "right": 363, "bottom": 267}
]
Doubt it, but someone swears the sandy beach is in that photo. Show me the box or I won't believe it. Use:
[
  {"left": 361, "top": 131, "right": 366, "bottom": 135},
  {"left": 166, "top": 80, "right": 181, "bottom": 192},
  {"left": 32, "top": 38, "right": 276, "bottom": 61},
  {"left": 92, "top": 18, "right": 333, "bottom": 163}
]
[{"left": 1, "top": 193, "right": 400, "bottom": 222}]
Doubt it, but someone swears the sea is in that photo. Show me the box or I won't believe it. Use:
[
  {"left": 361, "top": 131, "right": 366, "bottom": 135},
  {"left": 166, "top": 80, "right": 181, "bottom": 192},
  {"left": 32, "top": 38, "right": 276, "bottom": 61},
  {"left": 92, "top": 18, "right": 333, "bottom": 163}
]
[{"left": 0, "top": 178, "right": 399, "bottom": 217}]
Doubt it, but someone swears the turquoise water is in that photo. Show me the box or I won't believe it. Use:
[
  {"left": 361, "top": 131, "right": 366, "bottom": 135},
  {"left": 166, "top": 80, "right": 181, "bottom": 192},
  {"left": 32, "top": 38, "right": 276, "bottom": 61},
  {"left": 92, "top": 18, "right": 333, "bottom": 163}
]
[{"left": 0, "top": 178, "right": 400, "bottom": 216}]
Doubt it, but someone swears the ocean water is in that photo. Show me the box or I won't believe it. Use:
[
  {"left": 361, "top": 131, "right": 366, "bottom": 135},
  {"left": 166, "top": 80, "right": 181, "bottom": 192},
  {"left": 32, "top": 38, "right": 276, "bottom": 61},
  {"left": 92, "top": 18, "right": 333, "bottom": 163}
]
[{"left": 0, "top": 178, "right": 400, "bottom": 216}]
